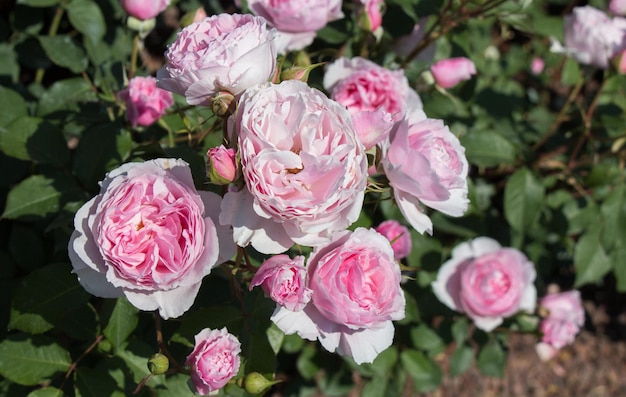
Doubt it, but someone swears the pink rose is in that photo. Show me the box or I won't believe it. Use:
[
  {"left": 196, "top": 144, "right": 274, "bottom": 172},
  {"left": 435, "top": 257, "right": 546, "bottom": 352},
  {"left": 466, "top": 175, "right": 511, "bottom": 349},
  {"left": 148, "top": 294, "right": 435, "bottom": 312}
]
[
  {"left": 220, "top": 80, "right": 367, "bottom": 253},
  {"left": 192, "top": 7, "right": 208, "bottom": 23},
  {"left": 206, "top": 145, "right": 239, "bottom": 185},
  {"left": 117, "top": 76, "right": 173, "bottom": 127},
  {"left": 535, "top": 290, "right": 584, "bottom": 361},
  {"left": 359, "top": 0, "right": 384, "bottom": 31},
  {"left": 432, "top": 237, "right": 537, "bottom": 331},
  {"left": 374, "top": 220, "right": 412, "bottom": 260},
  {"left": 249, "top": 254, "right": 312, "bottom": 311},
  {"left": 247, "top": 0, "right": 343, "bottom": 54},
  {"left": 271, "top": 228, "right": 405, "bottom": 364},
  {"left": 156, "top": 14, "right": 277, "bottom": 106},
  {"left": 382, "top": 111, "right": 469, "bottom": 234},
  {"left": 554, "top": 6, "right": 626, "bottom": 68},
  {"left": 610, "top": 0, "right": 626, "bottom": 16},
  {"left": 430, "top": 57, "right": 476, "bottom": 89},
  {"left": 120, "top": 0, "right": 170, "bottom": 20},
  {"left": 186, "top": 328, "right": 241, "bottom": 395},
  {"left": 323, "top": 57, "right": 422, "bottom": 149},
  {"left": 616, "top": 49, "right": 626, "bottom": 74},
  {"left": 68, "top": 159, "right": 235, "bottom": 319},
  {"left": 531, "top": 57, "right": 545, "bottom": 75}
]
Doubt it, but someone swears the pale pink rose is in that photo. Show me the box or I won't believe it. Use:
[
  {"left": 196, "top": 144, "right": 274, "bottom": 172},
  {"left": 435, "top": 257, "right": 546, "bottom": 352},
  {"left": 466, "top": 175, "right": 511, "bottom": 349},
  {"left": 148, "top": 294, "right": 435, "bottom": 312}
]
[
  {"left": 382, "top": 111, "right": 469, "bottom": 234},
  {"left": 271, "top": 228, "right": 405, "bottom": 364},
  {"left": 247, "top": 0, "right": 343, "bottom": 54},
  {"left": 186, "top": 327, "right": 241, "bottom": 395},
  {"left": 220, "top": 80, "right": 367, "bottom": 253},
  {"left": 117, "top": 76, "right": 173, "bottom": 127},
  {"left": 535, "top": 290, "right": 584, "bottom": 361},
  {"left": 156, "top": 14, "right": 277, "bottom": 106},
  {"left": 120, "top": 0, "right": 170, "bottom": 20},
  {"left": 249, "top": 254, "right": 312, "bottom": 311},
  {"left": 360, "top": 0, "right": 384, "bottom": 31},
  {"left": 192, "top": 7, "right": 208, "bottom": 23},
  {"left": 68, "top": 159, "right": 235, "bottom": 319},
  {"left": 531, "top": 57, "right": 545, "bottom": 75},
  {"left": 375, "top": 220, "right": 412, "bottom": 260},
  {"left": 206, "top": 145, "right": 238, "bottom": 185},
  {"left": 611, "top": 0, "right": 626, "bottom": 16},
  {"left": 432, "top": 237, "right": 537, "bottom": 331},
  {"left": 324, "top": 57, "right": 422, "bottom": 149},
  {"left": 430, "top": 57, "right": 476, "bottom": 89},
  {"left": 554, "top": 6, "right": 626, "bottom": 68}
]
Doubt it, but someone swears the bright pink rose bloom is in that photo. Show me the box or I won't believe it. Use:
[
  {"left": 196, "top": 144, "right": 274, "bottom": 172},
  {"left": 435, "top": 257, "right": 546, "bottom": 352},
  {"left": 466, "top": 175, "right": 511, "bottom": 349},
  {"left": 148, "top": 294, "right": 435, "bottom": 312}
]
[
  {"left": 186, "top": 327, "right": 241, "bottom": 395},
  {"left": 530, "top": 57, "right": 545, "bottom": 75},
  {"left": 247, "top": 0, "right": 343, "bottom": 54},
  {"left": 220, "top": 80, "right": 367, "bottom": 254},
  {"left": 117, "top": 76, "right": 173, "bottom": 127},
  {"left": 375, "top": 220, "right": 412, "bottom": 260},
  {"left": 157, "top": 14, "right": 277, "bottom": 106},
  {"left": 271, "top": 228, "right": 405, "bottom": 364},
  {"left": 554, "top": 6, "right": 626, "bottom": 68},
  {"left": 432, "top": 237, "right": 537, "bottom": 331},
  {"left": 249, "top": 254, "right": 312, "bottom": 311},
  {"left": 324, "top": 57, "right": 422, "bottom": 149},
  {"left": 430, "top": 57, "right": 476, "bottom": 89},
  {"left": 382, "top": 110, "right": 469, "bottom": 234},
  {"left": 68, "top": 159, "right": 235, "bottom": 319},
  {"left": 535, "top": 290, "right": 584, "bottom": 361},
  {"left": 611, "top": 0, "right": 626, "bottom": 15},
  {"left": 120, "top": 0, "right": 170, "bottom": 20},
  {"left": 206, "top": 145, "right": 238, "bottom": 185}
]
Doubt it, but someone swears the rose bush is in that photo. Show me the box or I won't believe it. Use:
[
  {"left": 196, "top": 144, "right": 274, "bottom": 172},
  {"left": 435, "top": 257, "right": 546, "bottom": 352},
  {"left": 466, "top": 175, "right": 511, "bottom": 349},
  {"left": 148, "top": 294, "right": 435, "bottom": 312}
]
[
  {"left": 68, "top": 159, "right": 235, "bottom": 319},
  {"left": 117, "top": 76, "right": 173, "bottom": 127}
]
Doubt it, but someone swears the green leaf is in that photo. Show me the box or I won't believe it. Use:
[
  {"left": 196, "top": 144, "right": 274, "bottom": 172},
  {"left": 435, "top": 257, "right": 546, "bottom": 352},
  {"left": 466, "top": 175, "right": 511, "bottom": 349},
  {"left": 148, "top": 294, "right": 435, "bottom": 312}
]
[
  {"left": 451, "top": 317, "right": 470, "bottom": 346},
  {"left": 0, "top": 86, "right": 27, "bottom": 127},
  {"left": 2, "top": 174, "right": 81, "bottom": 220},
  {"left": 37, "top": 77, "right": 97, "bottom": 117},
  {"left": 600, "top": 184, "right": 626, "bottom": 251},
  {"left": 449, "top": 344, "right": 474, "bottom": 377},
  {"left": 574, "top": 226, "right": 612, "bottom": 287},
  {"left": 27, "top": 387, "right": 65, "bottom": 397},
  {"left": 460, "top": 129, "right": 517, "bottom": 167},
  {"left": 8, "top": 223, "right": 45, "bottom": 272},
  {"left": 0, "top": 334, "right": 71, "bottom": 386},
  {"left": 0, "top": 116, "right": 70, "bottom": 166},
  {"left": 75, "top": 367, "right": 125, "bottom": 397},
  {"left": 39, "top": 35, "right": 87, "bottom": 73},
  {"left": 9, "top": 263, "right": 91, "bottom": 334},
  {"left": 476, "top": 339, "right": 506, "bottom": 378},
  {"left": 102, "top": 297, "right": 139, "bottom": 351},
  {"left": 400, "top": 349, "right": 442, "bottom": 393},
  {"left": 361, "top": 376, "right": 388, "bottom": 397},
  {"left": 503, "top": 168, "right": 545, "bottom": 234},
  {"left": 410, "top": 324, "right": 445, "bottom": 355},
  {"left": 65, "top": 0, "right": 106, "bottom": 43},
  {"left": 17, "top": 0, "right": 59, "bottom": 6},
  {"left": 266, "top": 323, "right": 284, "bottom": 356},
  {"left": 173, "top": 305, "right": 244, "bottom": 346}
]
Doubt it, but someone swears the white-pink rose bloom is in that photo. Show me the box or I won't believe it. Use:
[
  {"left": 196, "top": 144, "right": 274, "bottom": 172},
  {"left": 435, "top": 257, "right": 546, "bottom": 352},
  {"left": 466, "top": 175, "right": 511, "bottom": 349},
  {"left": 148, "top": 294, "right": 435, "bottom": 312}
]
[
  {"left": 432, "top": 237, "right": 537, "bottom": 332},
  {"left": 324, "top": 57, "right": 422, "bottom": 149},
  {"left": 271, "top": 228, "right": 406, "bottom": 364},
  {"left": 611, "top": 0, "right": 626, "bottom": 16},
  {"left": 68, "top": 159, "right": 235, "bottom": 319},
  {"left": 246, "top": 0, "right": 343, "bottom": 54},
  {"left": 120, "top": 0, "right": 170, "bottom": 20},
  {"left": 249, "top": 254, "right": 312, "bottom": 311},
  {"left": 186, "top": 327, "right": 241, "bottom": 395},
  {"left": 430, "top": 57, "right": 477, "bottom": 89},
  {"left": 551, "top": 6, "right": 626, "bottom": 69},
  {"left": 220, "top": 80, "right": 367, "bottom": 254},
  {"left": 156, "top": 14, "right": 277, "bottom": 106},
  {"left": 382, "top": 110, "right": 469, "bottom": 234},
  {"left": 535, "top": 290, "right": 584, "bottom": 361}
]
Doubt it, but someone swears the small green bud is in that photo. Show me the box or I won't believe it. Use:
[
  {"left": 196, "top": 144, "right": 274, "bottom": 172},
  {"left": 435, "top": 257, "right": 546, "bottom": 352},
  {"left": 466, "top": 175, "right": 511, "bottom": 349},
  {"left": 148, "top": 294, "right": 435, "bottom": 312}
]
[
  {"left": 126, "top": 16, "right": 156, "bottom": 38},
  {"left": 147, "top": 353, "right": 169, "bottom": 375},
  {"left": 238, "top": 372, "right": 281, "bottom": 395}
]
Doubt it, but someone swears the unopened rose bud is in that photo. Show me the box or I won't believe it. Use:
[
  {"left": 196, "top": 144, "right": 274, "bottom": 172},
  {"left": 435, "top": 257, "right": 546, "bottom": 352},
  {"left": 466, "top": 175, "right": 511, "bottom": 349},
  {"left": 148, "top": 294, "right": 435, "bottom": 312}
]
[
  {"left": 207, "top": 145, "right": 239, "bottom": 185},
  {"left": 358, "top": 0, "right": 384, "bottom": 32},
  {"left": 210, "top": 91, "right": 236, "bottom": 117},
  {"left": 147, "top": 353, "right": 169, "bottom": 375},
  {"left": 280, "top": 63, "right": 324, "bottom": 83},
  {"left": 126, "top": 16, "right": 156, "bottom": 35},
  {"left": 237, "top": 372, "right": 281, "bottom": 395}
]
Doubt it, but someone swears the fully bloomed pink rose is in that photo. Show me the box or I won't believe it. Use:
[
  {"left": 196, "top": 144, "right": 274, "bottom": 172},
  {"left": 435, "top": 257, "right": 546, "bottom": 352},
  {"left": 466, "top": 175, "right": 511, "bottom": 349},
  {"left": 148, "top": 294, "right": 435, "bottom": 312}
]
[
  {"left": 156, "top": 14, "right": 277, "bottom": 106},
  {"left": 556, "top": 6, "right": 626, "bottom": 68},
  {"left": 220, "top": 80, "right": 367, "bottom": 253},
  {"left": 375, "top": 220, "right": 412, "bottom": 260},
  {"left": 247, "top": 0, "right": 343, "bottom": 54},
  {"left": 271, "top": 228, "right": 405, "bottom": 364},
  {"left": 117, "top": 76, "right": 173, "bottom": 127},
  {"left": 186, "top": 328, "right": 241, "bottom": 395},
  {"left": 382, "top": 110, "right": 469, "bottom": 234},
  {"left": 324, "top": 57, "right": 422, "bottom": 149},
  {"left": 432, "top": 237, "right": 537, "bottom": 331},
  {"left": 68, "top": 159, "right": 235, "bottom": 319},
  {"left": 430, "top": 57, "right": 476, "bottom": 89},
  {"left": 249, "top": 254, "right": 312, "bottom": 311},
  {"left": 120, "top": 0, "right": 170, "bottom": 20},
  {"left": 535, "top": 290, "right": 584, "bottom": 361}
]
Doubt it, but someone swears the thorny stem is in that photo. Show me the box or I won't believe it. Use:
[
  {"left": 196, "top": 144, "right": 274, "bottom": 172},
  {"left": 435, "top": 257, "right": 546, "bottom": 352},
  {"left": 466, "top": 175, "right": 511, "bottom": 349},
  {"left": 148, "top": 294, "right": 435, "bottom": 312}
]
[
  {"left": 154, "top": 314, "right": 183, "bottom": 371},
  {"left": 129, "top": 33, "right": 141, "bottom": 79},
  {"left": 57, "top": 334, "right": 104, "bottom": 393}
]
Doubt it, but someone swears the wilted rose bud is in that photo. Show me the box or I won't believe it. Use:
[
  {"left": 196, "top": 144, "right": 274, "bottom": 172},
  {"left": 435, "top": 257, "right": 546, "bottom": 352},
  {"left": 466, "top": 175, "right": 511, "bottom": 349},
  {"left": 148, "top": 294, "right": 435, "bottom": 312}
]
[
  {"left": 237, "top": 372, "right": 281, "bottom": 395},
  {"left": 147, "top": 353, "right": 169, "bottom": 375},
  {"left": 207, "top": 145, "right": 239, "bottom": 185},
  {"left": 210, "top": 91, "right": 236, "bottom": 117}
]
